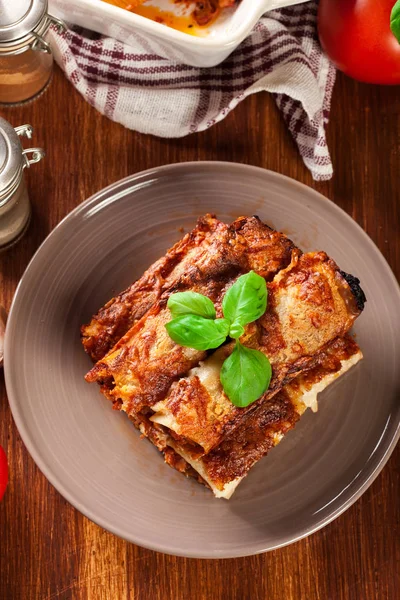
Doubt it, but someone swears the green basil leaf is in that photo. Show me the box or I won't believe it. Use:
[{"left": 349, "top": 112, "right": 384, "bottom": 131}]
[
  {"left": 165, "top": 315, "right": 229, "bottom": 351},
  {"left": 229, "top": 323, "right": 244, "bottom": 339},
  {"left": 222, "top": 271, "right": 267, "bottom": 328},
  {"left": 214, "top": 318, "right": 231, "bottom": 337},
  {"left": 167, "top": 291, "right": 216, "bottom": 319},
  {"left": 391, "top": 0, "right": 400, "bottom": 44},
  {"left": 220, "top": 342, "right": 271, "bottom": 408}
]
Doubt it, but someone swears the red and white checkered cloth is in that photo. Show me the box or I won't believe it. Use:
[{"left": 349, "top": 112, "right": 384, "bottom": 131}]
[{"left": 49, "top": 1, "right": 335, "bottom": 180}]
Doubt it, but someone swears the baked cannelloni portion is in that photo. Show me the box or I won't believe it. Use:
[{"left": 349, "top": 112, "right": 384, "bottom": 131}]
[
  {"left": 85, "top": 216, "right": 296, "bottom": 407},
  {"left": 149, "top": 250, "right": 365, "bottom": 453},
  {"left": 82, "top": 215, "right": 365, "bottom": 498},
  {"left": 136, "top": 336, "right": 362, "bottom": 498}
]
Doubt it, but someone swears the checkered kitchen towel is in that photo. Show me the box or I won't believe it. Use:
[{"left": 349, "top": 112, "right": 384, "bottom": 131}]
[{"left": 48, "top": 1, "right": 335, "bottom": 180}]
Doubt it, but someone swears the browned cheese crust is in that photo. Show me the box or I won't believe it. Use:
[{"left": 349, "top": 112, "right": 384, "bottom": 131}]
[
  {"left": 199, "top": 335, "right": 360, "bottom": 487},
  {"left": 84, "top": 216, "right": 296, "bottom": 411},
  {"left": 147, "top": 250, "right": 363, "bottom": 454},
  {"left": 81, "top": 214, "right": 225, "bottom": 362}
]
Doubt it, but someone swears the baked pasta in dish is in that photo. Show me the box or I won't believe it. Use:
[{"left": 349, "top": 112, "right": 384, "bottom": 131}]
[{"left": 104, "top": 0, "right": 239, "bottom": 29}]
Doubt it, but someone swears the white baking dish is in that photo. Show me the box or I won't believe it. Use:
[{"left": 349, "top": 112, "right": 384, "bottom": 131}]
[{"left": 49, "top": 0, "right": 308, "bottom": 67}]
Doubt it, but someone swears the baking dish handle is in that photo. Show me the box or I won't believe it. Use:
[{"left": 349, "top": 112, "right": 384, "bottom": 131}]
[{"left": 263, "top": 0, "right": 309, "bottom": 11}]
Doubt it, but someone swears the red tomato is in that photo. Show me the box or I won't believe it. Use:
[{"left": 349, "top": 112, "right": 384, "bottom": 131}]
[
  {"left": 0, "top": 445, "right": 8, "bottom": 500},
  {"left": 318, "top": 0, "right": 400, "bottom": 85}
]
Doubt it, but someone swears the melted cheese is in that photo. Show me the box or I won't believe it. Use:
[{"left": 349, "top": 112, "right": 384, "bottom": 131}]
[
  {"left": 150, "top": 349, "right": 225, "bottom": 432},
  {"left": 166, "top": 438, "right": 244, "bottom": 499},
  {"left": 286, "top": 350, "right": 363, "bottom": 414},
  {"left": 149, "top": 402, "right": 179, "bottom": 430}
]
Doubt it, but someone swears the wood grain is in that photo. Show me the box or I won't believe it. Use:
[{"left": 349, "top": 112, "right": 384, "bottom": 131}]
[{"left": 0, "top": 66, "right": 399, "bottom": 600}]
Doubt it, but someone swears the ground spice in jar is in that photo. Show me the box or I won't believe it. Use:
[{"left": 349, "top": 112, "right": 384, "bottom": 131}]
[
  {"left": 0, "top": 47, "right": 53, "bottom": 105},
  {"left": 0, "top": 0, "right": 64, "bottom": 106}
]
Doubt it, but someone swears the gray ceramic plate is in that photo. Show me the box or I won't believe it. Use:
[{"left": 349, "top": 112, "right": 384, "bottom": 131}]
[{"left": 5, "top": 163, "right": 400, "bottom": 558}]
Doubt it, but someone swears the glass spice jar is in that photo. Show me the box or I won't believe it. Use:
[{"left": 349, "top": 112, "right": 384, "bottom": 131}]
[
  {"left": 0, "top": 0, "right": 65, "bottom": 105},
  {"left": 0, "top": 117, "right": 45, "bottom": 251}
]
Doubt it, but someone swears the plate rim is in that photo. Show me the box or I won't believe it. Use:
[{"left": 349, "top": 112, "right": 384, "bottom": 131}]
[{"left": 5, "top": 161, "right": 400, "bottom": 558}]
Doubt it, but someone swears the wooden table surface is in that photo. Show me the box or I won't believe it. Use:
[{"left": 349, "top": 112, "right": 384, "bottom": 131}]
[{"left": 0, "top": 66, "right": 399, "bottom": 600}]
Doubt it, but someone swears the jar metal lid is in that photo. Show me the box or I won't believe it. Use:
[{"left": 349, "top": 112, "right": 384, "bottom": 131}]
[
  {"left": 0, "top": 118, "right": 24, "bottom": 206},
  {"left": 0, "top": 1, "right": 66, "bottom": 56},
  {"left": 0, "top": 118, "right": 45, "bottom": 207},
  {"left": 0, "top": 0, "right": 47, "bottom": 44}
]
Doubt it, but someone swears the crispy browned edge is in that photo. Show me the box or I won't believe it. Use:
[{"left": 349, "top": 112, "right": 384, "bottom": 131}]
[{"left": 81, "top": 214, "right": 224, "bottom": 362}]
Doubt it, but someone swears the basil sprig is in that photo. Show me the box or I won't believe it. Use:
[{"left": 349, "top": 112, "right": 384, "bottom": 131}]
[
  {"left": 165, "top": 271, "right": 271, "bottom": 408},
  {"left": 391, "top": 1, "right": 400, "bottom": 44},
  {"left": 165, "top": 315, "right": 229, "bottom": 351}
]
